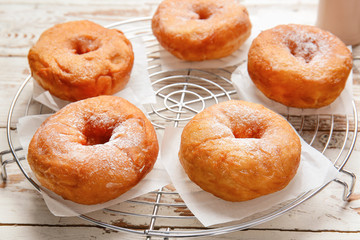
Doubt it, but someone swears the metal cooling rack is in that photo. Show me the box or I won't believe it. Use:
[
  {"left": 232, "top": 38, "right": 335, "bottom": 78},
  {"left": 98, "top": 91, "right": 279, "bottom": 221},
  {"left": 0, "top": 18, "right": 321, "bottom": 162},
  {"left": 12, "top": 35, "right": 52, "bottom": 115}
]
[{"left": 1, "top": 17, "right": 358, "bottom": 239}]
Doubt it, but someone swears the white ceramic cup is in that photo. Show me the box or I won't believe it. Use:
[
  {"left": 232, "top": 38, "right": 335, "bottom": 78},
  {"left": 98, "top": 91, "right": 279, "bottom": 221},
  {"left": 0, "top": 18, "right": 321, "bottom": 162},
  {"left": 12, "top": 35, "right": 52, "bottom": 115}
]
[{"left": 316, "top": 0, "right": 360, "bottom": 45}]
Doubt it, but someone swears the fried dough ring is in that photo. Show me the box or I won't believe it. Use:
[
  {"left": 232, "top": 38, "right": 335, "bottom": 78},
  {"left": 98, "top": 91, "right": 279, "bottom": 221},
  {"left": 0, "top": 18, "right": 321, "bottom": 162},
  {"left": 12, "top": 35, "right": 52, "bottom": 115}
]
[
  {"left": 179, "top": 100, "right": 301, "bottom": 201},
  {"left": 28, "top": 96, "right": 158, "bottom": 205},
  {"left": 247, "top": 24, "right": 352, "bottom": 108},
  {"left": 152, "top": 0, "right": 251, "bottom": 61},
  {"left": 28, "top": 20, "right": 134, "bottom": 102}
]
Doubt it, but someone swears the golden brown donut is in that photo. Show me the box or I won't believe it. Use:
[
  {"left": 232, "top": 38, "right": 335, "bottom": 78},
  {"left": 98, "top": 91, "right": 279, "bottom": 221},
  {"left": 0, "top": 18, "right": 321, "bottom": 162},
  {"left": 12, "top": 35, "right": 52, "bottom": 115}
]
[
  {"left": 151, "top": 0, "right": 252, "bottom": 61},
  {"left": 179, "top": 100, "right": 301, "bottom": 202},
  {"left": 247, "top": 24, "right": 352, "bottom": 108},
  {"left": 28, "top": 20, "right": 134, "bottom": 102},
  {"left": 27, "top": 96, "right": 158, "bottom": 205}
]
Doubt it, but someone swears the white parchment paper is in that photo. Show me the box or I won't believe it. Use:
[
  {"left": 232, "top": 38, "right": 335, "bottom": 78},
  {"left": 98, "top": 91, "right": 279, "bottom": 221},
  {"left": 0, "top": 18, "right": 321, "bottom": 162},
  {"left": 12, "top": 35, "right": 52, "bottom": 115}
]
[
  {"left": 17, "top": 94, "right": 170, "bottom": 217},
  {"left": 158, "top": 46, "right": 250, "bottom": 71},
  {"left": 32, "top": 36, "right": 156, "bottom": 112},
  {"left": 161, "top": 127, "right": 339, "bottom": 227}
]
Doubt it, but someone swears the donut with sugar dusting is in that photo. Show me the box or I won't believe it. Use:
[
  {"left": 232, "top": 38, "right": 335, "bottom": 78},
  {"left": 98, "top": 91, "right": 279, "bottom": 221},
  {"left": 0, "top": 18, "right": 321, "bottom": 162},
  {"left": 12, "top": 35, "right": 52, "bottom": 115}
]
[
  {"left": 179, "top": 100, "right": 301, "bottom": 201},
  {"left": 247, "top": 24, "right": 352, "bottom": 108},
  {"left": 151, "top": 0, "right": 252, "bottom": 61},
  {"left": 28, "top": 20, "right": 134, "bottom": 102},
  {"left": 27, "top": 96, "right": 158, "bottom": 205}
]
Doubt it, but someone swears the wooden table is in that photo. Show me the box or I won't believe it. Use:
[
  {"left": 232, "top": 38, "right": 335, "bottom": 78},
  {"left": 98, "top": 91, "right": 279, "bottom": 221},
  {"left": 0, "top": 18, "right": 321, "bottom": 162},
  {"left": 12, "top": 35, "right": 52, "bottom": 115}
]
[{"left": 1, "top": 0, "right": 360, "bottom": 239}]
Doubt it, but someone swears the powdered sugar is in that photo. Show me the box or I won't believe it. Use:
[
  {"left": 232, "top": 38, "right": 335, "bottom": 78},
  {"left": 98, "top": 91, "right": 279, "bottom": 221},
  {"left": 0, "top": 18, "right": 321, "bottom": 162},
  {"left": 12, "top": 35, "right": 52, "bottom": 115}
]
[
  {"left": 272, "top": 25, "right": 332, "bottom": 65},
  {"left": 287, "top": 37, "right": 318, "bottom": 63},
  {"left": 109, "top": 118, "right": 143, "bottom": 149}
]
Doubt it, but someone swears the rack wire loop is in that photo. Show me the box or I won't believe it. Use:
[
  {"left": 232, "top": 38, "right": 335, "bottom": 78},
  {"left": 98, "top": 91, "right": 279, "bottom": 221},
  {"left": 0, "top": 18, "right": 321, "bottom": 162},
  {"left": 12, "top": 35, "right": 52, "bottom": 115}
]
[
  {"left": 334, "top": 169, "right": 357, "bottom": 201},
  {"left": 0, "top": 147, "right": 23, "bottom": 182}
]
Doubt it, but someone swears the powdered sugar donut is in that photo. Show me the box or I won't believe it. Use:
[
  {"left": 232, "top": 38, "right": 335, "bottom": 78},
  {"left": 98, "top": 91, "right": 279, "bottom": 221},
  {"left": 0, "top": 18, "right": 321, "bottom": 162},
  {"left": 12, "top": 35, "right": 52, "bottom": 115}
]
[
  {"left": 28, "top": 20, "right": 134, "bottom": 102},
  {"left": 27, "top": 96, "right": 158, "bottom": 205},
  {"left": 152, "top": 0, "right": 252, "bottom": 61},
  {"left": 248, "top": 24, "right": 352, "bottom": 108},
  {"left": 179, "top": 100, "right": 301, "bottom": 201}
]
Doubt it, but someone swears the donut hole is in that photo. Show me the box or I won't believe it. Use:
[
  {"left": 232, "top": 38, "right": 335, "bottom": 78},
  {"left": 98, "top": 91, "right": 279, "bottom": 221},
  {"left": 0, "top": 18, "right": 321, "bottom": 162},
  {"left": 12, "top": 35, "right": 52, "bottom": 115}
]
[
  {"left": 286, "top": 38, "right": 319, "bottom": 63},
  {"left": 72, "top": 36, "right": 101, "bottom": 55},
  {"left": 82, "top": 116, "right": 114, "bottom": 145},
  {"left": 194, "top": 6, "right": 213, "bottom": 20},
  {"left": 83, "top": 127, "right": 113, "bottom": 145},
  {"left": 232, "top": 126, "right": 263, "bottom": 139}
]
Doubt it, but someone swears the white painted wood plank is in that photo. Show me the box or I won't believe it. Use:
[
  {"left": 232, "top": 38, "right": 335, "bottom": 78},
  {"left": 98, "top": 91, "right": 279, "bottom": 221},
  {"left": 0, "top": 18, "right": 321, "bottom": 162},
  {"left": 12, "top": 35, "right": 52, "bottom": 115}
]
[
  {"left": 0, "top": 56, "right": 31, "bottom": 127},
  {"left": 0, "top": 2, "right": 160, "bottom": 57},
  {"left": 1, "top": 226, "right": 360, "bottom": 240},
  {"left": 0, "top": 226, "right": 140, "bottom": 240}
]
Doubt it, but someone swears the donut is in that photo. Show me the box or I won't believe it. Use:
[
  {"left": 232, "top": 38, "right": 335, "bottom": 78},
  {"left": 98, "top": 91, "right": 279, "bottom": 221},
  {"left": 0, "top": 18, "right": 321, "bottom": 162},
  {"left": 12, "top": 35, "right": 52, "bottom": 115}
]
[
  {"left": 27, "top": 95, "right": 158, "bottom": 205},
  {"left": 247, "top": 24, "right": 352, "bottom": 108},
  {"left": 28, "top": 20, "right": 134, "bottom": 102},
  {"left": 178, "top": 100, "right": 301, "bottom": 201},
  {"left": 151, "top": 0, "right": 252, "bottom": 61}
]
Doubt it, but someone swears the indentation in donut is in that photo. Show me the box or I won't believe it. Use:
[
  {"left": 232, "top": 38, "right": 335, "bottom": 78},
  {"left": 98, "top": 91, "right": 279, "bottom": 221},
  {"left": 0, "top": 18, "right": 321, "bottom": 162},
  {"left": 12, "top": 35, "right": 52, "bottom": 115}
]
[
  {"left": 193, "top": 6, "right": 213, "bottom": 20},
  {"left": 232, "top": 125, "right": 264, "bottom": 139},
  {"left": 72, "top": 36, "right": 101, "bottom": 55},
  {"left": 110, "top": 54, "right": 123, "bottom": 64},
  {"left": 286, "top": 37, "right": 319, "bottom": 63},
  {"left": 82, "top": 115, "right": 115, "bottom": 145},
  {"left": 83, "top": 127, "right": 113, "bottom": 145}
]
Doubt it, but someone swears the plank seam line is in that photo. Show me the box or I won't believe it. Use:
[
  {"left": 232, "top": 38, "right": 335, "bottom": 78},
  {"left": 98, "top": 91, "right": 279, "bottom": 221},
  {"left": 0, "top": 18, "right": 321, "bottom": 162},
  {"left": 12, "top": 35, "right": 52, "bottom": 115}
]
[{"left": 0, "top": 224, "right": 360, "bottom": 234}]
